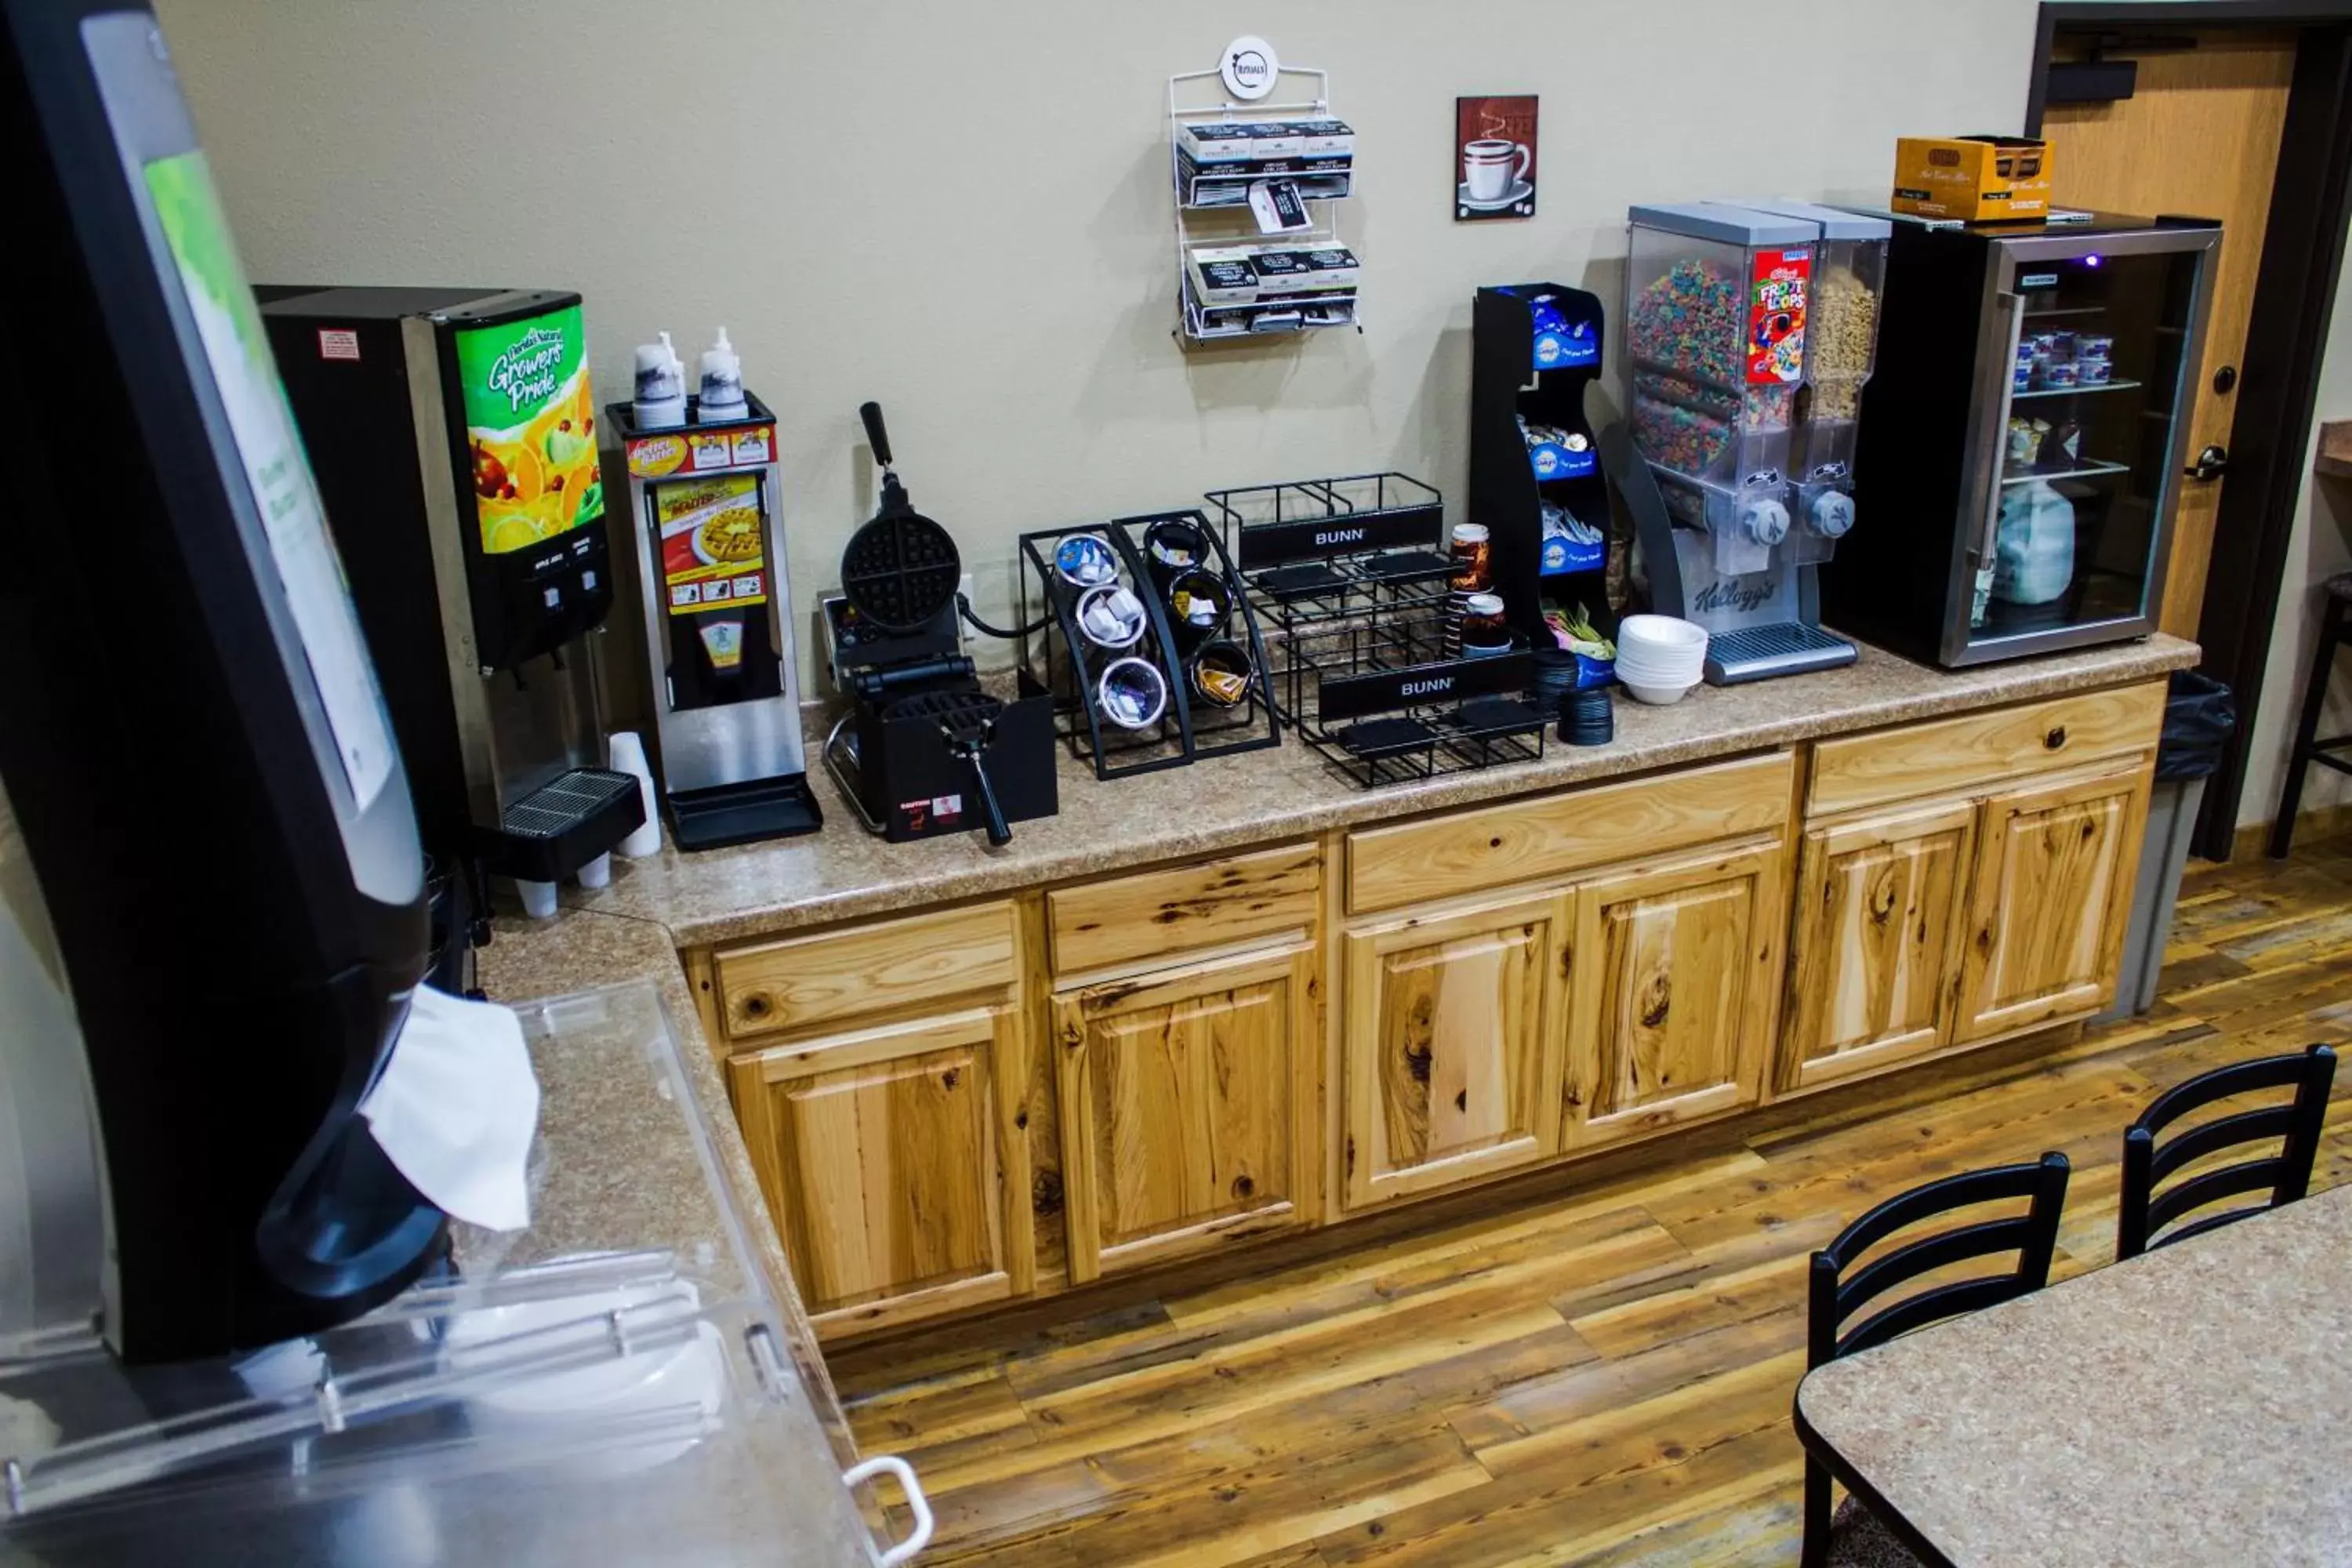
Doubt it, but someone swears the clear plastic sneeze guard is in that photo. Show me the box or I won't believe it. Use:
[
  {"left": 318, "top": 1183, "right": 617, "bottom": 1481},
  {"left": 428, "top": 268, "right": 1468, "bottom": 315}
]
[{"left": 0, "top": 982, "right": 910, "bottom": 1566}]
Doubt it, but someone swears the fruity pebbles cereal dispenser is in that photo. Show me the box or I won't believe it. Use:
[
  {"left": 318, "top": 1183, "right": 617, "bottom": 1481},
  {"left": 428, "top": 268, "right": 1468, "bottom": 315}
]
[{"left": 1624, "top": 203, "right": 1816, "bottom": 576}]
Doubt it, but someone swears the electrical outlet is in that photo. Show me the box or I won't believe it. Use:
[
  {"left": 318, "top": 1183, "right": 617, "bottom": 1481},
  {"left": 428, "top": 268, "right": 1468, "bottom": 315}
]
[{"left": 957, "top": 572, "right": 975, "bottom": 651}]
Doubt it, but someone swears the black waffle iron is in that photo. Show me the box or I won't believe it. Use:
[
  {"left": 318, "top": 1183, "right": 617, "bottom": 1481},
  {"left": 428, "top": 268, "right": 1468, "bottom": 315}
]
[{"left": 822, "top": 404, "right": 1055, "bottom": 844}]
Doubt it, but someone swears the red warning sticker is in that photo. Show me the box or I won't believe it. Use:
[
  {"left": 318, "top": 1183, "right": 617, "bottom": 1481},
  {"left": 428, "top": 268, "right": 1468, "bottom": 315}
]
[{"left": 318, "top": 328, "right": 361, "bottom": 362}]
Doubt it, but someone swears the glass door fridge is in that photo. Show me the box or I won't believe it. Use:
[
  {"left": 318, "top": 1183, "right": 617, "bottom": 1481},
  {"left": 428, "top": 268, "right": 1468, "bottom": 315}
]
[{"left": 1827, "top": 212, "right": 2220, "bottom": 668}]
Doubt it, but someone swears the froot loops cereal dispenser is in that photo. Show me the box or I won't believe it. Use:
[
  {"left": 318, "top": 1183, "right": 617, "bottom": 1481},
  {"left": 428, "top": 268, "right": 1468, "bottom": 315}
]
[
  {"left": 1624, "top": 203, "right": 1814, "bottom": 576},
  {"left": 1735, "top": 201, "right": 1890, "bottom": 562}
]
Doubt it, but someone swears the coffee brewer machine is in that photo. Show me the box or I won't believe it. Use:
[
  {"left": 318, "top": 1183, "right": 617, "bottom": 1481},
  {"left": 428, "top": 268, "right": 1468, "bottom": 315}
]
[
  {"left": 1621, "top": 201, "right": 1864, "bottom": 683},
  {"left": 263, "top": 286, "right": 643, "bottom": 916},
  {"left": 1, "top": 0, "right": 442, "bottom": 1362}
]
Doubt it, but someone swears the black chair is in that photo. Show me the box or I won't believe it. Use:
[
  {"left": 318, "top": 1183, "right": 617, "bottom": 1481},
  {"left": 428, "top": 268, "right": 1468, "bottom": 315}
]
[
  {"left": 2116, "top": 1043, "right": 2336, "bottom": 1261},
  {"left": 2270, "top": 572, "right": 2352, "bottom": 858},
  {"left": 1801, "top": 1152, "right": 2073, "bottom": 1568}
]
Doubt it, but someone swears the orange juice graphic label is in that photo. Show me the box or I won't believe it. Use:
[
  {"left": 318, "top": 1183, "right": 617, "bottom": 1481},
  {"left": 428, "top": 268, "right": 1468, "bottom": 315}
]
[{"left": 456, "top": 306, "right": 605, "bottom": 555}]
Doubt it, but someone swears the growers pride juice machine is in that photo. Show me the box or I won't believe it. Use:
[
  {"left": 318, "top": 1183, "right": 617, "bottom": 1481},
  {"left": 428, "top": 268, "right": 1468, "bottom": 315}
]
[{"left": 264, "top": 287, "right": 644, "bottom": 907}]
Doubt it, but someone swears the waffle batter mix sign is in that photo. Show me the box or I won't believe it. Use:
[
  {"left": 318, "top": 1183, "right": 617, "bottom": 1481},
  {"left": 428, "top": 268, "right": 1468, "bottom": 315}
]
[{"left": 1747, "top": 248, "right": 1811, "bottom": 387}]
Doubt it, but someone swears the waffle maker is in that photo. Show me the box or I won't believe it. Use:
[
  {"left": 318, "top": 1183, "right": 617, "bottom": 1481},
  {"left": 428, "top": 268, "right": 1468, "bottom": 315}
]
[{"left": 822, "top": 404, "right": 1056, "bottom": 844}]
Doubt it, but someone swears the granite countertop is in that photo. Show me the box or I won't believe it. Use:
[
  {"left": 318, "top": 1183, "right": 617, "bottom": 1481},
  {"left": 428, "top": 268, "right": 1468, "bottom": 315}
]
[
  {"left": 566, "top": 633, "right": 2200, "bottom": 948},
  {"left": 469, "top": 905, "right": 854, "bottom": 1456},
  {"left": 1798, "top": 1184, "right": 2352, "bottom": 1567}
]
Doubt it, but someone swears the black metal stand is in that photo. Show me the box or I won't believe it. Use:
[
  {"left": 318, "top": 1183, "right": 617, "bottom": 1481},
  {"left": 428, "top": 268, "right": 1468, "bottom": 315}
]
[
  {"left": 1210, "top": 474, "right": 1547, "bottom": 789},
  {"left": 1016, "top": 510, "right": 1279, "bottom": 779},
  {"left": 1471, "top": 285, "right": 1617, "bottom": 648}
]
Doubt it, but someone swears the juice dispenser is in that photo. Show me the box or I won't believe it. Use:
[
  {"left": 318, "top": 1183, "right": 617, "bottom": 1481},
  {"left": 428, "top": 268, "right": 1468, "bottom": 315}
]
[
  {"left": 1736, "top": 201, "right": 1890, "bottom": 562},
  {"left": 1624, "top": 203, "right": 1813, "bottom": 575}
]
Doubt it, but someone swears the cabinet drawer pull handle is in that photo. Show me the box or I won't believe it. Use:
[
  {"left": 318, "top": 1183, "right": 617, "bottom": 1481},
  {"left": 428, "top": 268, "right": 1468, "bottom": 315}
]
[{"left": 2045, "top": 725, "right": 2067, "bottom": 750}]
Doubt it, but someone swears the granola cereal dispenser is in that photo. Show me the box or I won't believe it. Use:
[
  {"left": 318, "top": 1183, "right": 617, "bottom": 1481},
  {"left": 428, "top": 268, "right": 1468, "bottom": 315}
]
[
  {"left": 1736, "top": 201, "right": 1890, "bottom": 561},
  {"left": 1624, "top": 203, "right": 1815, "bottom": 575}
]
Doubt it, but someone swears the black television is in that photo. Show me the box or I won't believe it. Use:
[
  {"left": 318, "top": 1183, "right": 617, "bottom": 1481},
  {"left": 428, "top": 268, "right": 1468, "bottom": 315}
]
[{"left": 0, "top": 0, "right": 445, "bottom": 1361}]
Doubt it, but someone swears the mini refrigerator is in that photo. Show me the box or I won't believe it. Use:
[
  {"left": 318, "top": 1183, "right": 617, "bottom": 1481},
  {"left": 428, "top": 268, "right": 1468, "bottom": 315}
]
[{"left": 1825, "top": 212, "right": 2220, "bottom": 666}]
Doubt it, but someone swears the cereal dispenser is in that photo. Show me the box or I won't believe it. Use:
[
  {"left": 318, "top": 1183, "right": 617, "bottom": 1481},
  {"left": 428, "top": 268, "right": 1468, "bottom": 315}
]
[
  {"left": 1624, "top": 203, "right": 1813, "bottom": 576},
  {"left": 1737, "top": 201, "right": 1890, "bottom": 561}
]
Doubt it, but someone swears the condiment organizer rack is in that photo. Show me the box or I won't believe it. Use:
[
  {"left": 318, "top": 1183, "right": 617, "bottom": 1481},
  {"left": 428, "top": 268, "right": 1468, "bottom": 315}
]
[
  {"left": 1210, "top": 474, "right": 1548, "bottom": 789},
  {"left": 1016, "top": 511, "right": 1279, "bottom": 780},
  {"left": 1169, "top": 47, "right": 1360, "bottom": 344},
  {"left": 1470, "top": 285, "right": 1617, "bottom": 654}
]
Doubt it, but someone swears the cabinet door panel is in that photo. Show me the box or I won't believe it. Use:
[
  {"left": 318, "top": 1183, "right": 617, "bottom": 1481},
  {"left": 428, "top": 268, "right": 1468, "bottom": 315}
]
[
  {"left": 729, "top": 1007, "right": 1027, "bottom": 1337},
  {"left": 1567, "top": 843, "right": 1784, "bottom": 1152},
  {"left": 1957, "top": 760, "right": 2148, "bottom": 1043},
  {"left": 1341, "top": 894, "right": 1566, "bottom": 1209},
  {"left": 1781, "top": 800, "right": 1976, "bottom": 1093},
  {"left": 1054, "top": 945, "right": 1311, "bottom": 1282}
]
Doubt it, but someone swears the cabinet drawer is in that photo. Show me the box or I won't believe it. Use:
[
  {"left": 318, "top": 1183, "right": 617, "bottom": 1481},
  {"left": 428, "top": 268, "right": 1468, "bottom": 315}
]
[
  {"left": 713, "top": 901, "right": 1018, "bottom": 1042},
  {"left": 1346, "top": 752, "right": 1794, "bottom": 916},
  {"left": 1808, "top": 682, "right": 2164, "bottom": 817},
  {"left": 1047, "top": 844, "right": 1319, "bottom": 975}
]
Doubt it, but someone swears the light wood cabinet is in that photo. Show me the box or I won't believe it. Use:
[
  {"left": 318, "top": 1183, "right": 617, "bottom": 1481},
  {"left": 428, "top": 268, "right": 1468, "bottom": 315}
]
[
  {"left": 728, "top": 1004, "right": 1033, "bottom": 1338},
  {"left": 1780, "top": 800, "right": 1976, "bottom": 1093},
  {"left": 1564, "top": 840, "right": 1785, "bottom": 1151},
  {"left": 1340, "top": 893, "right": 1567, "bottom": 1210},
  {"left": 1052, "top": 942, "right": 1316, "bottom": 1283},
  {"left": 1955, "top": 760, "right": 2149, "bottom": 1044}
]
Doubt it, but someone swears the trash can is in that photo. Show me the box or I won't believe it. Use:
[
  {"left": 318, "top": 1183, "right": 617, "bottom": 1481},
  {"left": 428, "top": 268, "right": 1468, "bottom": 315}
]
[{"left": 2097, "top": 671, "right": 2236, "bottom": 1022}]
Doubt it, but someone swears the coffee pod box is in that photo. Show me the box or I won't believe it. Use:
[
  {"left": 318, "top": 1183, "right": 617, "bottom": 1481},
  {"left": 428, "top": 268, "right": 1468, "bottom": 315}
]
[
  {"left": 1294, "top": 119, "right": 1355, "bottom": 157},
  {"left": 1301, "top": 247, "right": 1360, "bottom": 289},
  {"left": 1180, "top": 121, "right": 1261, "bottom": 163},
  {"left": 1189, "top": 247, "right": 1261, "bottom": 307},
  {"left": 1250, "top": 249, "right": 1313, "bottom": 295}
]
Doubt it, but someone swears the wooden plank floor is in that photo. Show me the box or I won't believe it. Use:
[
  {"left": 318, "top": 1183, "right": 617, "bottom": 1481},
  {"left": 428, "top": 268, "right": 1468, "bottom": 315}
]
[{"left": 829, "top": 837, "right": 2352, "bottom": 1566}]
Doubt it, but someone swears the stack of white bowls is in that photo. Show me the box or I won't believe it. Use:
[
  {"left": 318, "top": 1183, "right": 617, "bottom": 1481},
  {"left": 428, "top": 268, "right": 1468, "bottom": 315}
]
[{"left": 1613, "top": 615, "right": 1710, "bottom": 704}]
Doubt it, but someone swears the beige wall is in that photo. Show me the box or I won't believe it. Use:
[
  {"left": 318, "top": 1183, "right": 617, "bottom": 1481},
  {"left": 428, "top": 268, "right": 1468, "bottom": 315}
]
[
  {"left": 2240, "top": 249, "right": 2352, "bottom": 829},
  {"left": 153, "top": 0, "right": 2049, "bottom": 683}
]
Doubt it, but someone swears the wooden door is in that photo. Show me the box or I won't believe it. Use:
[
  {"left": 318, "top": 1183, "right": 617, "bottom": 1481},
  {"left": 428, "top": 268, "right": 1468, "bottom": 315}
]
[
  {"left": 2042, "top": 31, "right": 2296, "bottom": 637},
  {"left": 1780, "top": 800, "right": 1977, "bottom": 1094},
  {"left": 1955, "top": 760, "right": 2152, "bottom": 1043},
  {"left": 1051, "top": 942, "right": 1315, "bottom": 1283},
  {"left": 1341, "top": 892, "right": 1567, "bottom": 1209},
  {"left": 1564, "top": 840, "right": 1785, "bottom": 1152},
  {"left": 728, "top": 1004, "right": 1033, "bottom": 1337}
]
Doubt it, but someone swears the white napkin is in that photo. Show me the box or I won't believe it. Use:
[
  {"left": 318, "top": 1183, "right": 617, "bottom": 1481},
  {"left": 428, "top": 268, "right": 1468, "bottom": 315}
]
[{"left": 360, "top": 985, "right": 539, "bottom": 1232}]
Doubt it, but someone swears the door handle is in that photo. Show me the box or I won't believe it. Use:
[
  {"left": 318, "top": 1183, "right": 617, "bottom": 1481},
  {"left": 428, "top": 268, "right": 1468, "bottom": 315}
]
[{"left": 2185, "top": 444, "right": 2229, "bottom": 481}]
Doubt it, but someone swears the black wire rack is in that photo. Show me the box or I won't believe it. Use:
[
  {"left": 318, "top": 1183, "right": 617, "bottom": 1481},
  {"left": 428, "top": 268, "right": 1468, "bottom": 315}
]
[
  {"left": 1015, "top": 510, "right": 1279, "bottom": 779},
  {"left": 1206, "top": 473, "right": 1548, "bottom": 789}
]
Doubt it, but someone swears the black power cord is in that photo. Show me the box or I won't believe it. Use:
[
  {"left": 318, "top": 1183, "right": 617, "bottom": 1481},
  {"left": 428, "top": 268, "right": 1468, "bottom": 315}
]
[{"left": 956, "top": 592, "right": 1054, "bottom": 641}]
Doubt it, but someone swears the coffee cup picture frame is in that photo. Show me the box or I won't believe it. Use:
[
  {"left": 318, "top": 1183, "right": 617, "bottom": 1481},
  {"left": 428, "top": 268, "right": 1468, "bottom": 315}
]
[{"left": 1455, "top": 95, "right": 1538, "bottom": 221}]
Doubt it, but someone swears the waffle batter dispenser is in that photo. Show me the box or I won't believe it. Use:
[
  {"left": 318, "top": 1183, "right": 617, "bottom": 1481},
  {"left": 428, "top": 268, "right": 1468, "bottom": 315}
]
[
  {"left": 611, "top": 390, "right": 822, "bottom": 851},
  {"left": 1623, "top": 201, "right": 1858, "bottom": 683}
]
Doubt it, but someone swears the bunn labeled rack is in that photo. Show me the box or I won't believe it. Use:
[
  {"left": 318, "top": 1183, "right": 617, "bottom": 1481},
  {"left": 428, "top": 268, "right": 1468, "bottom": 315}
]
[
  {"left": 1211, "top": 474, "right": 1548, "bottom": 789},
  {"left": 1016, "top": 511, "right": 1279, "bottom": 779}
]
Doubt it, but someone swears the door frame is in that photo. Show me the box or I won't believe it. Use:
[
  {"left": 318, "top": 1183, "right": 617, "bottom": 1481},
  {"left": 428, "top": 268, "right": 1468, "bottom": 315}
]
[{"left": 2027, "top": 4, "right": 2352, "bottom": 858}]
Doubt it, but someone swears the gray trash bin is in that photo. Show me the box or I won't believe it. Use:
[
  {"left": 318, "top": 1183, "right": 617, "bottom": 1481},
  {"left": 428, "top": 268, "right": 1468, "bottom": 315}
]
[{"left": 2096, "top": 671, "right": 2234, "bottom": 1023}]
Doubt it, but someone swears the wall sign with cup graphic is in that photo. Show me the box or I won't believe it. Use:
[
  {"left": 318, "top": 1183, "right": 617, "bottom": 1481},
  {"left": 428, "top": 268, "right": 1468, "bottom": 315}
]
[{"left": 1456, "top": 96, "right": 1537, "bottom": 221}]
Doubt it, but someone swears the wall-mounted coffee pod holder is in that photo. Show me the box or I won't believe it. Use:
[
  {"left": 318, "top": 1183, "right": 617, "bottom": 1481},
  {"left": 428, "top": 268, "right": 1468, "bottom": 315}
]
[
  {"left": 1170, "top": 42, "right": 1361, "bottom": 345},
  {"left": 1210, "top": 471, "right": 1549, "bottom": 789},
  {"left": 1017, "top": 509, "right": 1279, "bottom": 779}
]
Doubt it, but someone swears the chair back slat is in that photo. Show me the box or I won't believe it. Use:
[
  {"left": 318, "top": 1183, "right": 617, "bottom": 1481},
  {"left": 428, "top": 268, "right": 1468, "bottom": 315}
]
[
  {"left": 1838, "top": 1275, "right": 2033, "bottom": 1359},
  {"left": 2147, "top": 1105, "right": 2296, "bottom": 1185},
  {"left": 2117, "top": 1044, "right": 2335, "bottom": 1260},
  {"left": 1816, "top": 1160, "right": 2058, "bottom": 1272},
  {"left": 1833, "top": 1215, "right": 2039, "bottom": 1329},
  {"left": 2143, "top": 1158, "right": 2291, "bottom": 1239}
]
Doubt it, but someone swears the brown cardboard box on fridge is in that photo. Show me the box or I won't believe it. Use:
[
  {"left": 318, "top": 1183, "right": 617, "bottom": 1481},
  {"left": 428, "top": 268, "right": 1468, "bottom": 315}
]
[{"left": 1891, "top": 135, "right": 2055, "bottom": 222}]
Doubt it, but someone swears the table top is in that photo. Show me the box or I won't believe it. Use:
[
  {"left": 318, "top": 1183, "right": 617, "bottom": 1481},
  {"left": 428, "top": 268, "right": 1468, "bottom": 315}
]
[{"left": 1796, "top": 1183, "right": 2352, "bottom": 1568}]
